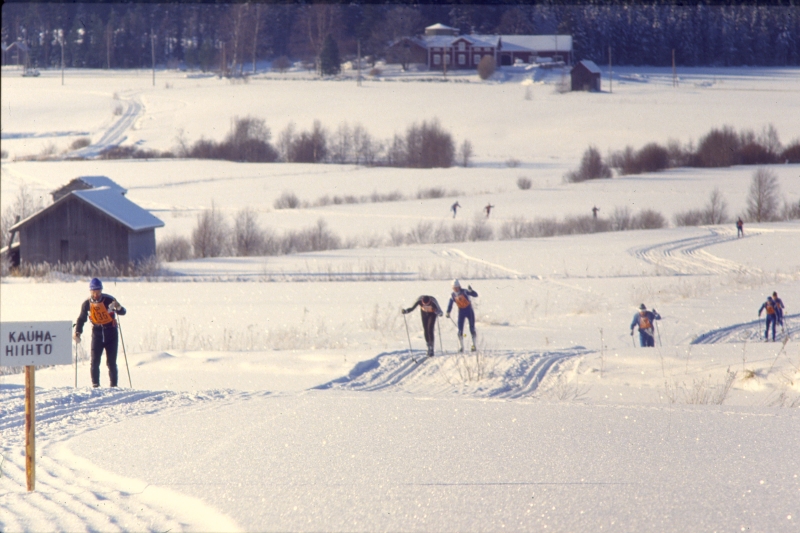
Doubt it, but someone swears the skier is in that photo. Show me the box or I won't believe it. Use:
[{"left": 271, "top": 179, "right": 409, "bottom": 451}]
[
  {"left": 402, "top": 295, "right": 444, "bottom": 357},
  {"left": 451, "top": 201, "right": 461, "bottom": 218},
  {"left": 484, "top": 203, "right": 494, "bottom": 218},
  {"left": 630, "top": 304, "right": 661, "bottom": 347},
  {"left": 446, "top": 279, "right": 479, "bottom": 352},
  {"left": 736, "top": 218, "right": 744, "bottom": 238},
  {"left": 758, "top": 296, "right": 778, "bottom": 341},
  {"left": 73, "top": 278, "right": 126, "bottom": 388},
  {"left": 592, "top": 206, "right": 599, "bottom": 219},
  {"left": 772, "top": 291, "right": 785, "bottom": 329}
]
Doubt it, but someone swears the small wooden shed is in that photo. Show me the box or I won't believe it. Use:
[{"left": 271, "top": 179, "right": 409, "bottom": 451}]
[
  {"left": 571, "top": 60, "right": 601, "bottom": 91},
  {"left": 7, "top": 178, "right": 163, "bottom": 266}
]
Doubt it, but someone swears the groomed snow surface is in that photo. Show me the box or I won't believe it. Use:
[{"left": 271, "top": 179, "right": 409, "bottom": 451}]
[{"left": 1, "top": 65, "right": 799, "bottom": 532}]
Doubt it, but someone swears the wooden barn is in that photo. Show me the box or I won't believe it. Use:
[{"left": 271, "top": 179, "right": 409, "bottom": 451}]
[
  {"left": 385, "top": 37, "right": 429, "bottom": 69},
  {"left": 571, "top": 60, "right": 602, "bottom": 91},
  {"left": 6, "top": 177, "right": 163, "bottom": 267}
]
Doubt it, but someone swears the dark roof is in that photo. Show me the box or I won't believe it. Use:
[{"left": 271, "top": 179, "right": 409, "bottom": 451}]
[{"left": 574, "top": 60, "right": 601, "bottom": 74}]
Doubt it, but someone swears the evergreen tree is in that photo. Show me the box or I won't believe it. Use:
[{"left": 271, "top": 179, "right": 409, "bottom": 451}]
[{"left": 319, "top": 34, "right": 340, "bottom": 75}]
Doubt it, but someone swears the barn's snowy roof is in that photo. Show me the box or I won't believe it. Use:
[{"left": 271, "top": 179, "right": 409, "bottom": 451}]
[
  {"left": 11, "top": 187, "right": 164, "bottom": 233},
  {"left": 77, "top": 176, "right": 128, "bottom": 194},
  {"left": 72, "top": 187, "right": 164, "bottom": 231}
]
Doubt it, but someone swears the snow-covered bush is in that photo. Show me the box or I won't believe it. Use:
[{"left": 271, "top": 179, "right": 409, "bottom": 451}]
[
  {"left": 157, "top": 235, "right": 192, "bottom": 262},
  {"left": 631, "top": 209, "right": 667, "bottom": 229},
  {"left": 274, "top": 191, "right": 301, "bottom": 209},
  {"left": 610, "top": 143, "right": 670, "bottom": 175},
  {"left": 564, "top": 146, "right": 612, "bottom": 182},
  {"left": 477, "top": 56, "right": 496, "bottom": 80},
  {"left": 192, "top": 204, "right": 230, "bottom": 258}
]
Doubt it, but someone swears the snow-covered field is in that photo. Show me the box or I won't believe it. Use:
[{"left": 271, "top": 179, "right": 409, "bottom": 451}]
[{"left": 1, "top": 65, "right": 799, "bottom": 532}]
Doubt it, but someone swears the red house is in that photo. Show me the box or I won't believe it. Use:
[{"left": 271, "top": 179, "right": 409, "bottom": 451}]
[{"left": 385, "top": 23, "right": 573, "bottom": 71}]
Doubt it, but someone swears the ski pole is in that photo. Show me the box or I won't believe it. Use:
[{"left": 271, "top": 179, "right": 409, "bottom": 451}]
[
  {"left": 437, "top": 318, "right": 444, "bottom": 356},
  {"left": 631, "top": 330, "right": 637, "bottom": 347},
  {"left": 73, "top": 324, "right": 78, "bottom": 388},
  {"left": 402, "top": 313, "right": 414, "bottom": 359},
  {"left": 448, "top": 315, "right": 463, "bottom": 350},
  {"left": 117, "top": 316, "right": 133, "bottom": 388},
  {"left": 655, "top": 321, "right": 662, "bottom": 347}
]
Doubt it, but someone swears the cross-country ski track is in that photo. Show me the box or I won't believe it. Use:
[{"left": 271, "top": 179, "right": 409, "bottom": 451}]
[
  {"left": 317, "top": 347, "right": 590, "bottom": 398},
  {"left": 0, "top": 387, "right": 253, "bottom": 532},
  {"left": 691, "top": 313, "right": 800, "bottom": 344},
  {"left": 629, "top": 227, "right": 750, "bottom": 275}
]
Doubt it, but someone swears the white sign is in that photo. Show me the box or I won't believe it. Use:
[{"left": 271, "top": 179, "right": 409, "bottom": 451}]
[{"left": 1, "top": 321, "right": 72, "bottom": 367}]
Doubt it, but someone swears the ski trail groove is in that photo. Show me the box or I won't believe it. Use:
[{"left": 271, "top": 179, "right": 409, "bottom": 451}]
[
  {"left": 0, "top": 386, "right": 252, "bottom": 532},
  {"left": 691, "top": 313, "right": 799, "bottom": 344},
  {"left": 629, "top": 227, "right": 751, "bottom": 275},
  {"left": 318, "top": 348, "right": 589, "bottom": 398}
]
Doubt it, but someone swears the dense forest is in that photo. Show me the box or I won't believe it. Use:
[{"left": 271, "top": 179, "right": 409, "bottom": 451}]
[{"left": 2, "top": 2, "right": 799, "bottom": 71}]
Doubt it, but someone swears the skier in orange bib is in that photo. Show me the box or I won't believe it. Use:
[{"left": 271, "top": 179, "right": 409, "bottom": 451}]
[
  {"left": 446, "top": 279, "right": 479, "bottom": 352},
  {"left": 630, "top": 303, "right": 660, "bottom": 347},
  {"left": 74, "top": 278, "right": 126, "bottom": 387}
]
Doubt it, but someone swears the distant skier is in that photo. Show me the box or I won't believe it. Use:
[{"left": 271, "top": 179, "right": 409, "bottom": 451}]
[
  {"left": 592, "top": 206, "right": 599, "bottom": 219},
  {"left": 73, "top": 278, "right": 127, "bottom": 388},
  {"left": 736, "top": 218, "right": 744, "bottom": 238},
  {"left": 451, "top": 201, "right": 461, "bottom": 218},
  {"left": 402, "top": 295, "right": 444, "bottom": 357},
  {"left": 446, "top": 279, "right": 479, "bottom": 352},
  {"left": 630, "top": 304, "right": 661, "bottom": 347},
  {"left": 484, "top": 203, "right": 494, "bottom": 218},
  {"left": 758, "top": 296, "right": 778, "bottom": 341},
  {"left": 772, "top": 291, "right": 785, "bottom": 328}
]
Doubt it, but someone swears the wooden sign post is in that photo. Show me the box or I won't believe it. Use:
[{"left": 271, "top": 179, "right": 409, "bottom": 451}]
[
  {"left": 1, "top": 321, "right": 72, "bottom": 492},
  {"left": 25, "top": 365, "right": 35, "bottom": 491}
]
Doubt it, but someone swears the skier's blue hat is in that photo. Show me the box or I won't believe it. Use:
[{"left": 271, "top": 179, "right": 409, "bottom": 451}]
[{"left": 89, "top": 278, "right": 103, "bottom": 291}]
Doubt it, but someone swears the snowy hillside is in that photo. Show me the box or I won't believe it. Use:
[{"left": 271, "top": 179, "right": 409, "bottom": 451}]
[{"left": 1, "top": 66, "right": 799, "bottom": 532}]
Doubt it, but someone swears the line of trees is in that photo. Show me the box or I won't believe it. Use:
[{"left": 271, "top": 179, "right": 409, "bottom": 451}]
[
  {"left": 565, "top": 124, "right": 800, "bottom": 182},
  {"left": 3, "top": 3, "right": 799, "bottom": 72},
  {"left": 103, "top": 116, "right": 466, "bottom": 169}
]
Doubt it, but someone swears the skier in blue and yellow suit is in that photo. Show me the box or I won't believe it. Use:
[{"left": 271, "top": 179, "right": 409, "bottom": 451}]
[
  {"left": 630, "top": 303, "right": 661, "bottom": 347},
  {"left": 74, "top": 278, "right": 126, "bottom": 388},
  {"left": 446, "top": 279, "right": 479, "bottom": 352}
]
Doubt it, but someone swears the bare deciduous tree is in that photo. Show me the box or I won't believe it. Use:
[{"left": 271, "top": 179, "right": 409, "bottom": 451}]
[
  {"left": 294, "top": 4, "right": 342, "bottom": 72},
  {"left": 233, "top": 207, "right": 265, "bottom": 256},
  {"left": 458, "top": 139, "right": 474, "bottom": 167},
  {"left": 192, "top": 203, "right": 229, "bottom": 258},
  {"left": 746, "top": 168, "right": 781, "bottom": 222},
  {"left": 1, "top": 185, "right": 45, "bottom": 248},
  {"left": 704, "top": 187, "right": 729, "bottom": 224}
]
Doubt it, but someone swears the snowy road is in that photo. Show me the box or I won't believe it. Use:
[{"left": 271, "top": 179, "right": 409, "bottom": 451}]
[{"left": 62, "top": 93, "right": 143, "bottom": 159}]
